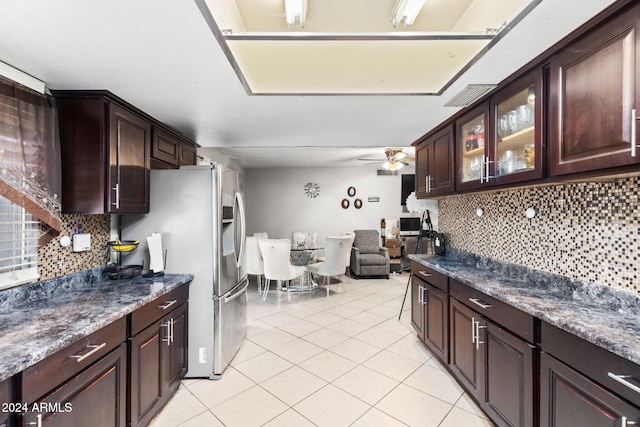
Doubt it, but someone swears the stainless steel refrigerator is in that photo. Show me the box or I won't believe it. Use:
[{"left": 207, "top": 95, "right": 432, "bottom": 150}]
[{"left": 121, "top": 165, "right": 247, "bottom": 379}]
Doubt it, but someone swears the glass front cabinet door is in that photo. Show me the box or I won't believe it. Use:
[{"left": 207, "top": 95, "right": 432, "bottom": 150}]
[
  {"left": 490, "top": 71, "right": 543, "bottom": 186},
  {"left": 456, "top": 71, "right": 543, "bottom": 191},
  {"left": 457, "top": 105, "right": 489, "bottom": 191}
]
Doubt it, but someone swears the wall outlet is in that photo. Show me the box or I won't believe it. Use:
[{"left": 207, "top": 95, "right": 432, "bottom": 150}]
[
  {"left": 72, "top": 233, "right": 91, "bottom": 252},
  {"left": 199, "top": 347, "right": 206, "bottom": 363}
]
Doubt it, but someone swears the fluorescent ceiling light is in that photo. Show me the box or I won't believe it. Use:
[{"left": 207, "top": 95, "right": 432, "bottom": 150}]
[
  {"left": 391, "top": 0, "right": 427, "bottom": 28},
  {"left": 285, "top": 0, "right": 307, "bottom": 28}
]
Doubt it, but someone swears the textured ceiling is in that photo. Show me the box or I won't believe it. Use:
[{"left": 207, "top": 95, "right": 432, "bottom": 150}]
[{"left": 0, "top": 0, "right": 619, "bottom": 168}]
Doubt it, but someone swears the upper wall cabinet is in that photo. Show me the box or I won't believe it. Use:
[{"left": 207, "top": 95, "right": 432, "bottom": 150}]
[
  {"left": 457, "top": 71, "right": 544, "bottom": 192},
  {"left": 549, "top": 3, "right": 640, "bottom": 176},
  {"left": 415, "top": 125, "right": 455, "bottom": 198},
  {"left": 151, "top": 126, "right": 199, "bottom": 169},
  {"left": 55, "top": 92, "right": 151, "bottom": 214}
]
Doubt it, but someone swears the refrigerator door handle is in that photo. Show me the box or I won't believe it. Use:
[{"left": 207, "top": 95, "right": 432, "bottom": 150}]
[
  {"left": 235, "top": 191, "right": 247, "bottom": 268},
  {"left": 225, "top": 279, "right": 249, "bottom": 303}
]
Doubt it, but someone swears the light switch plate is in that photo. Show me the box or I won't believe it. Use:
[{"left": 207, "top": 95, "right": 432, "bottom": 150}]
[{"left": 72, "top": 233, "right": 91, "bottom": 252}]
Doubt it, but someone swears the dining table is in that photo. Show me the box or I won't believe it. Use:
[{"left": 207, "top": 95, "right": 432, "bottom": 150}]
[{"left": 289, "top": 244, "right": 323, "bottom": 292}]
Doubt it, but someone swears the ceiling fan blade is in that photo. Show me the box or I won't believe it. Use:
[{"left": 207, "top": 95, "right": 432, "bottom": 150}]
[
  {"left": 394, "top": 151, "right": 409, "bottom": 160},
  {"left": 357, "top": 158, "right": 386, "bottom": 161}
]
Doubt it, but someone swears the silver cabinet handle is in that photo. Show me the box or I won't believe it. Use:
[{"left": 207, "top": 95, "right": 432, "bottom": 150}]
[
  {"left": 170, "top": 318, "right": 175, "bottom": 344},
  {"left": 632, "top": 109, "right": 638, "bottom": 157},
  {"left": 162, "top": 320, "right": 172, "bottom": 346},
  {"left": 425, "top": 175, "right": 432, "bottom": 193},
  {"left": 157, "top": 299, "right": 178, "bottom": 310},
  {"left": 621, "top": 416, "right": 637, "bottom": 426},
  {"left": 26, "top": 414, "right": 42, "bottom": 427},
  {"left": 469, "top": 297, "right": 492, "bottom": 309},
  {"left": 608, "top": 372, "right": 640, "bottom": 395},
  {"left": 472, "top": 318, "right": 486, "bottom": 350},
  {"left": 112, "top": 183, "right": 120, "bottom": 209},
  {"left": 480, "top": 156, "right": 485, "bottom": 183},
  {"left": 418, "top": 285, "right": 424, "bottom": 305},
  {"left": 70, "top": 342, "right": 106, "bottom": 363},
  {"left": 418, "top": 271, "right": 432, "bottom": 279}
]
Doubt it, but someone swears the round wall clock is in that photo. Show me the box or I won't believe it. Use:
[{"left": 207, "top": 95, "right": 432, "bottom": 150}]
[{"left": 304, "top": 182, "right": 320, "bottom": 198}]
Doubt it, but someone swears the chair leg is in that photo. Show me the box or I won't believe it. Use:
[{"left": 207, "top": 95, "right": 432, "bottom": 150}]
[
  {"left": 257, "top": 275, "right": 262, "bottom": 295},
  {"left": 262, "top": 279, "right": 271, "bottom": 301},
  {"left": 326, "top": 275, "right": 330, "bottom": 297},
  {"left": 287, "top": 280, "right": 292, "bottom": 303}
]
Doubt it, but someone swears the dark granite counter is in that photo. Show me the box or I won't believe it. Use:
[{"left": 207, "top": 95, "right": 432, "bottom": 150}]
[
  {"left": 409, "top": 250, "right": 640, "bottom": 365},
  {"left": 0, "top": 268, "right": 193, "bottom": 382}
]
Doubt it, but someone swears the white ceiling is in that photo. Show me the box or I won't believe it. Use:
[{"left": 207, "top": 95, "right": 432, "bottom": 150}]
[{"left": 0, "top": 0, "right": 618, "bottom": 168}]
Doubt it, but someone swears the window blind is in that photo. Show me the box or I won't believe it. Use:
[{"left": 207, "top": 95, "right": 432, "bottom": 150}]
[{"left": 0, "top": 196, "right": 39, "bottom": 289}]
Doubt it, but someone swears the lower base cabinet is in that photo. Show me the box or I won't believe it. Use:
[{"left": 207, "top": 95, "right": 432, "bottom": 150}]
[
  {"left": 22, "top": 343, "right": 127, "bottom": 427},
  {"left": 540, "top": 352, "right": 640, "bottom": 427},
  {"left": 0, "top": 378, "right": 11, "bottom": 427},
  {"left": 449, "top": 296, "right": 535, "bottom": 427},
  {"left": 130, "top": 291, "right": 188, "bottom": 427}
]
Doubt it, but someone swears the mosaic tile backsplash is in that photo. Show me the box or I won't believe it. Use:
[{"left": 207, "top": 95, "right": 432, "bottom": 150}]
[
  {"left": 439, "top": 176, "right": 639, "bottom": 293},
  {"left": 38, "top": 214, "right": 111, "bottom": 280}
]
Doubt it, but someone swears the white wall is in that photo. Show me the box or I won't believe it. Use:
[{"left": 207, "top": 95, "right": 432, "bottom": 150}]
[{"left": 244, "top": 166, "right": 438, "bottom": 244}]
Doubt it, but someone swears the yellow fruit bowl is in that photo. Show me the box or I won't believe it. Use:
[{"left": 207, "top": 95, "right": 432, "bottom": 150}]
[{"left": 108, "top": 240, "right": 139, "bottom": 253}]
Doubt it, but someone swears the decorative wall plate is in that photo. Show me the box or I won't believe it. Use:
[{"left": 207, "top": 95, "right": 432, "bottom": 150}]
[
  {"left": 341, "top": 199, "right": 350, "bottom": 209},
  {"left": 354, "top": 199, "right": 363, "bottom": 209},
  {"left": 304, "top": 182, "right": 320, "bottom": 198},
  {"left": 347, "top": 186, "right": 356, "bottom": 197}
]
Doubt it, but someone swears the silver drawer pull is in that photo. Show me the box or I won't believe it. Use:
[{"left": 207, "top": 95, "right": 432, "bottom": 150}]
[
  {"left": 70, "top": 342, "right": 106, "bottom": 363},
  {"left": 418, "top": 271, "right": 432, "bottom": 279},
  {"left": 621, "top": 416, "right": 637, "bottom": 426},
  {"left": 469, "top": 297, "right": 492, "bottom": 309},
  {"left": 608, "top": 372, "right": 640, "bottom": 395},
  {"left": 157, "top": 299, "right": 178, "bottom": 310}
]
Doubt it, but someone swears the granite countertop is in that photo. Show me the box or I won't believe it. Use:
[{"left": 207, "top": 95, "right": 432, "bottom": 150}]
[
  {"left": 409, "top": 251, "right": 640, "bottom": 366},
  {"left": 0, "top": 269, "right": 193, "bottom": 383}
]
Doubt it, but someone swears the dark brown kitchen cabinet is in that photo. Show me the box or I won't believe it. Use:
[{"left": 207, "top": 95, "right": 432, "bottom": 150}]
[
  {"left": 129, "top": 286, "right": 189, "bottom": 427},
  {"left": 54, "top": 91, "right": 151, "bottom": 214},
  {"left": 410, "top": 274, "right": 425, "bottom": 341},
  {"left": 0, "top": 377, "right": 12, "bottom": 427},
  {"left": 549, "top": 2, "right": 640, "bottom": 177},
  {"left": 22, "top": 344, "right": 127, "bottom": 427},
  {"left": 20, "top": 317, "right": 127, "bottom": 427},
  {"left": 410, "top": 262, "right": 449, "bottom": 362},
  {"left": 456, "top": 104, "right": 490, "bottom": 191},
  {"left": 449, "top": 282, "right": 535, "bottom": 427},
  {"left": 151, "top": 126, "right": 199, "bottom": 169},
  {"left": 490, "top": 70, "right": 544, "bottom": 186},
  {"left": 456, "top": 71, "right": 544, "bottom": 192},
  {"left": 540, "top": 352, "right": 640, "bottom": 427},
  {"left": 415, "top": 125, "right": 455, "bottom": 198}
]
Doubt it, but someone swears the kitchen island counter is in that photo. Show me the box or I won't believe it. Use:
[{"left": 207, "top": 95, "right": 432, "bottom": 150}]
[
  {"left": 0, "top": 268, "right": 193, "bottom": 382},
  {"left": 409, "top": 251, "right": 640, "bottom": 366}
]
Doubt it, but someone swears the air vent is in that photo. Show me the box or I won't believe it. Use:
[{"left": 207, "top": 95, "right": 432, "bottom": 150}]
[
  {"left": 444, "top": 84, "right": 497, "bottom": 107},
  {"left": 377, "top": 170, "right": 397, "bottom": 176}
]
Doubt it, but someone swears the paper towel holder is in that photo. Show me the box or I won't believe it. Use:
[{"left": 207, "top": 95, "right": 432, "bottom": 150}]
[{"left": 143, "top": 249, "right": 167, "bottom": 278}]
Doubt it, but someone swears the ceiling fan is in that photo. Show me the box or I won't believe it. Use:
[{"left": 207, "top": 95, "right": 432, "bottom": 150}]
[{"left": 358, "top": 148, "right": 414, "bottom": 171}]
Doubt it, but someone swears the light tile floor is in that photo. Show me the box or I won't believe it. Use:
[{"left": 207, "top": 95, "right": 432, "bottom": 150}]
[{"left": 150, "top": 274, "right": 495, "bottom": 427}]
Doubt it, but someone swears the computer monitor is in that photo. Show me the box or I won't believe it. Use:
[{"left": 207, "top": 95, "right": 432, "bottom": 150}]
[{"left": 399, "top": 217, "right": 421, "bottom": 236}]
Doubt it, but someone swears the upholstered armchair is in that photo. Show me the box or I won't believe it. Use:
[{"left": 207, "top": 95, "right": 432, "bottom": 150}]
[{"left": 350, "top": 230, "right": 390, "bottom": 279}]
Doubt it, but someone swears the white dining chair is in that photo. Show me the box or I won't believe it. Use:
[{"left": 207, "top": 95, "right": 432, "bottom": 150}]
[
  {"left": 258, "top": 238, "right": 305, "bottom": 303},
  {"left": 244, "top": 236, "right": 264, "bottom": 295},
  {"left": 253, "top": 232, "right": 268, "bottom": 239},
  {"left": 340, "top": 231, "right": 356, "bottom": 281},
  {"left": 306, "top": 235, "right": 353, "bottom": 297}
]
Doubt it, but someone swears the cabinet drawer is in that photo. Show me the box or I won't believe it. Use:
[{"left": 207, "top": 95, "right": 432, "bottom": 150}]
[
  {"left": 411, "top": 262, "right": 448, "bottom": 292},
  {"left": 542, "top": 322, "right": 640, "bottom": 407},
  {"left": 21, "top": 316, "right": 126, "bottom": 403},
  {"left": 450, "top": 279, "right": 535, "bottom": 343},
  {"left": 130, "top": 285, "right": 189, "bottom": 336}
]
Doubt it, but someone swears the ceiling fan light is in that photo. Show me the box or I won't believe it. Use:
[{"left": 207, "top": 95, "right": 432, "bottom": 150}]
[
  {"left": 285, "top": 0, "right": 307, "bottom": 28},
  {"left": 391, "top": 0, "right": 426, "bottom": 28},
  {"left": 382, "top": 161, "right": 392, "bottom": 170}
]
